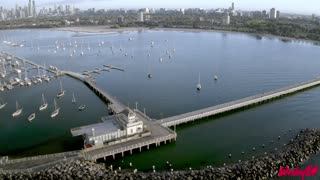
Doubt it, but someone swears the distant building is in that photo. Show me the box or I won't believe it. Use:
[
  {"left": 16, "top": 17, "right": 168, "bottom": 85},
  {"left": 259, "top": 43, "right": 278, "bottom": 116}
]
[
  {"left": 180, "top": 8, "right": 185, "bottom": 15},
  {"left": 28, "top": 0, "right": 33, "bottom": 17},
  {"left": 118, "top": 15, "right": 124, "bottom": 24},
  {"left": 222, "top": 13, "right": 230, "bottom": 25},
  {"left": 252, "top": 11, "right": 262, "bottom": 18},
  {"left": 137, "top": 11, "right": 144, "bottom": 22},
  {"left": 269, "top": 8, "right": 276, "bottom": 19},
  {"left": 262, "top": 10, "right": 268, "bottom": 18},
  {"left": 32, "top": 0, "right": 36, "bottom": 17},
  {"left": 145, "top": 14, "right": 151, "bottom": 21},
  {"left": 231, "top": 2, "right": 235, "bottom": 10},
  {"left": 276, "top": 10, "right": 280, "bottom": 18}
]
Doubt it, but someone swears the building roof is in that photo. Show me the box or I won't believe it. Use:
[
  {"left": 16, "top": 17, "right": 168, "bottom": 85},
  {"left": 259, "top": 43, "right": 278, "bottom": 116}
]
[{"left": 71, "top": 118, "right": 121, "bottom": 138}]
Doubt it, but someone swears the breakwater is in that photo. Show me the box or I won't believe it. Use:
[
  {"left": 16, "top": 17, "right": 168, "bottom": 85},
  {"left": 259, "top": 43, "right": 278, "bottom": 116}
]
[{"left": 1, "top": 129, "right": 320, "bottom": 179}]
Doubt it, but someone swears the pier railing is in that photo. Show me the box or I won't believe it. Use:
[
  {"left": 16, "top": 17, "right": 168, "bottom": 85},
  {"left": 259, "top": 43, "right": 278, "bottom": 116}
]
[
  {"left": 1, "top": 151, "right": 81, "bottom": 165},
  {"left": 85, "top": 133, "right": 177, "bottom": 161}
]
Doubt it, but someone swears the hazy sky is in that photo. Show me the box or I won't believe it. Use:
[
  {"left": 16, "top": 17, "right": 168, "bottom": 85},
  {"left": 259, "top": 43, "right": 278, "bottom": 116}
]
[{"left": 2, "top": 0, "right": 319, "bottom": 14}]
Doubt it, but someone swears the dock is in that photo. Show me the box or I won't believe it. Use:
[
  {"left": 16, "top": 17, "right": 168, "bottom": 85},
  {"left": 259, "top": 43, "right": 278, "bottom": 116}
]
[
  {"left": 159, "top": 77, "right": 320, "bottom": 127},
  {"left": 0, "top": 51, "right": 59, "bottom": 76}
]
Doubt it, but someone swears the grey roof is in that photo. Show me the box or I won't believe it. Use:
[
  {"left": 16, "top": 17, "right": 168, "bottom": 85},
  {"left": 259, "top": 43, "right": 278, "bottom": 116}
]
[{"left": 71, "top": 119, "right": 120, "bottom": 137}]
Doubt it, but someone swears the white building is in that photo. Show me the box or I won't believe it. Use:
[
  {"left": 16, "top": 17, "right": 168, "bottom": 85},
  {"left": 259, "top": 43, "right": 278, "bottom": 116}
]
[
  {"left": 270, "top": 8, "right": 276, "bottom": 19},
  {"left": 71, "top": 109, "right": 144, "bottom": 148},
  {"left": 222, "top": 13, "right": 230, "bottom": 25},
  {"left": 137, "top": 11, "right": 144, "bottom": 22},
  {"left": 117, "top": 109, "right": 143, "bottom": 136}
]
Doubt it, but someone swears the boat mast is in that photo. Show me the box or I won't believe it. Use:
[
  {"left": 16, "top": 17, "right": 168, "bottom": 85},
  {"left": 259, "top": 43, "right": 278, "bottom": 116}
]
[
  {"left": 42, "top": 94, "right": 46, "bottom": 104},
  {"left": 16, "top": 101, "right": 19, "bottom": 111},
  {"left": 54, "top": 99, "right": 57, "bottom": 110},
  {"left": 60, "top": 80, "right": 63, "bottom": 92}
]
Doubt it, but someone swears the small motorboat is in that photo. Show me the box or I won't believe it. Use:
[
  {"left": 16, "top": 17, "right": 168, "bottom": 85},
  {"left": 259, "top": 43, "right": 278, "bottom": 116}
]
[{"left": 78, "top": 105, "right": 86, "bottom": 111}]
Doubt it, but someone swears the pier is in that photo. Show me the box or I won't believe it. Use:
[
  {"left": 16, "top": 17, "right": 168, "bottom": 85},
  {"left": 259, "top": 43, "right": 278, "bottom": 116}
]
[
  {"left": 159, "top": 77, "right": 320, "bottom": 127},
  {"left": 63, "top": 71, "right": 126, "bottom": 114},
  {"left": 82, "top": 65, "right": 124, "bottom": 75}
]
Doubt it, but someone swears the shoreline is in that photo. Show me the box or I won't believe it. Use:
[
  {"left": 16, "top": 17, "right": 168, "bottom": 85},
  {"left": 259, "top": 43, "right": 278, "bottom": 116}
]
[{"left": 51, "top": 26, "right": 320, "bottom": 45}]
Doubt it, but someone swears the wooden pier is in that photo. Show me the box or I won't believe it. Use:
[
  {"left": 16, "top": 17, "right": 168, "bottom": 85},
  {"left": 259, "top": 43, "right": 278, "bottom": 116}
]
[
  {"left": 63, "top": 71, "right": 126, "bottom": 114},
  {"left": 160, "top": 77, "right": 320, "bottom": 127}
]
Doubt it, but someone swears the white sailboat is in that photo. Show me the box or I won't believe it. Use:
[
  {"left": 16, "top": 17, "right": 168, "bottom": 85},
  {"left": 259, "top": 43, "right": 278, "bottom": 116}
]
[
  {"left": 12, "top": 101, "right": 22, "bottom": 117},
  {"left": 0, "top": 98, "right": 7, "bottom": 110},
  {"left": 57, "top": 80, "right": 65, "bottom": 98},
  {"left": 51, "top": 99, "right": 60, "bottom": 118},
  {"left": 72, "top": 93, "right": 76, "bottom": 103},
  {"left": 197, "top": 73, "right": 202, "bottom": 91},
  {"left": 214, "top": 75, "right": 218, "bottom": 81},
  {"left": 28, "top": 113, "right": 35, "bottom": 122},
  {"left": 39, "top": 94, "right": 48, "bottom": 111}
]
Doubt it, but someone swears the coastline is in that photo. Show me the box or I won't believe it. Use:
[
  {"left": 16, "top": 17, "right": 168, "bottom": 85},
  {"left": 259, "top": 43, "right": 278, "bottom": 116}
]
[{"left": 51, "top": 26, "right": 320, "bottom": 45}]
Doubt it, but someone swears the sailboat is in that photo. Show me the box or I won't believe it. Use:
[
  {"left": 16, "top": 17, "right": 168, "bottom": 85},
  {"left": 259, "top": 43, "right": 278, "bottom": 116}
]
[
  {"left": 80, "top": 42, "right": 84, "bottom": 56},
  {"left": 28, "top": 113, "right": 35, "bottom": 122},
  {"left": 57, "top": 80, "right": 65, "bottom": 98},
  {"left": 197, "top": 73, "right": 202, "bottom": 91},
  {"left": 214, "top": 75, "right": 218, "bottom": 81},
  {"left": 0, "top": 98, "right": 7, "bottom": 110},
  {"left": 87, "top": 42, "right": 91, "bottom": 51},
  {"left": 51, "top": 99, "right": 60, "bottom": 118},
  {"left": 39, "top": 94, "right": 48, "bottom": 111},
  {"left": 72, "top": 93, "right": 76, "bottom": 103},
  {"left": 12, "top": 101, "right": 23, "bottom": 117}
]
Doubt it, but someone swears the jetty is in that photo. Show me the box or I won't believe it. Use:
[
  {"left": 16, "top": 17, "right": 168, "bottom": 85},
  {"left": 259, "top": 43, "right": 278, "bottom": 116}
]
[
  {"left": 63, "top": 71, "right": 126, "bottom": 114},
  {"left": 159, "top": 77, "right": 320, "bottom": 127}
]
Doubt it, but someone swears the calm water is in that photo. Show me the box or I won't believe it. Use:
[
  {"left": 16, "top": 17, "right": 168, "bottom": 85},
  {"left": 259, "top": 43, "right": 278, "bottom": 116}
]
[{"left": 1, "top": 29, "right": 320, "bottom": 173}]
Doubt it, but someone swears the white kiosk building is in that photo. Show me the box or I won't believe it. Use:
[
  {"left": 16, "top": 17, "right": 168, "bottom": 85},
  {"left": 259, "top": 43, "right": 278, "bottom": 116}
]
[{"left": 71, "top": 108, "right": 144, "bottom": 148}]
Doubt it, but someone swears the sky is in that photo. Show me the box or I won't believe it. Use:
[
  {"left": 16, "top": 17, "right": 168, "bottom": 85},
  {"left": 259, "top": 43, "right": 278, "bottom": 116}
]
[{"left": 2, "top": 0, "right": 319, "bottom": 15}]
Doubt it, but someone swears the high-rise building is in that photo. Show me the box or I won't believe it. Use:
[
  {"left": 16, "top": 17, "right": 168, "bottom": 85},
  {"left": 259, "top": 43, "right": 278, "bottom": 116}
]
[
  {"left": 262, "top": 10, "right": 267, "bottom": 18},
  {"left": 32, "top": 0, "right": 36, "bottom": 17},
  {"left": 118, "top": 15, "right": 124, "bottom": 23},
  {"left": 137, "top": 11, "right": 144, "bottom": 22},
  {"left": 231, "top": 2, "right": 235, "bottom": 10},
  {"left": 222, "top": 13, "right": 230, "bottom": 25},
  {"left": 276, "top": 10, "right": 280, "bottom": 18},
  {"left": 28, "top": 0, "right": 33, "bottom": 17},
  {"left": 269, "top": 8, "right": 276, "bottom": 19}
]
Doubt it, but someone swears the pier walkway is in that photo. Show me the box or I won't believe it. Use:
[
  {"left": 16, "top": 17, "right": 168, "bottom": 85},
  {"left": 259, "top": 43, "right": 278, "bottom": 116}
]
[
  {"left": 160, "top": 77, "right": 320, "bottom": 127},
  {"left": 0, "top": 151, "right": 82, "bottom": 173},
  {"left": 63, "top": 71, "right": 126, "bottom": 114}
]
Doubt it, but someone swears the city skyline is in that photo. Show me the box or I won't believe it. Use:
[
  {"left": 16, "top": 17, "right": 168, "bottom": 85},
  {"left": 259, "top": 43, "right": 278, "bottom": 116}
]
[{"left": 1, "top": 0, "right": 319, "bottom": 15}]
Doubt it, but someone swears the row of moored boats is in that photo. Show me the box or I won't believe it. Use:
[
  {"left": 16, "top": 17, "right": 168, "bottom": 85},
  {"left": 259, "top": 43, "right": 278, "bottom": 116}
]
[{"left": 0, "top": 81, "right": 86, "bottom": 122}]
